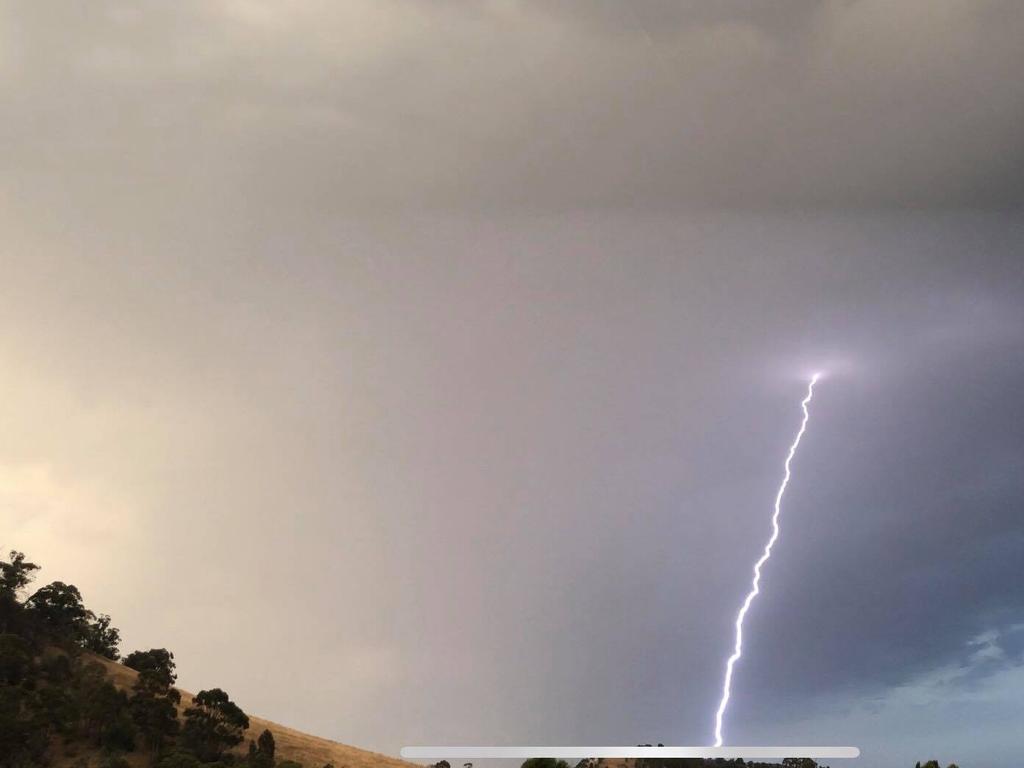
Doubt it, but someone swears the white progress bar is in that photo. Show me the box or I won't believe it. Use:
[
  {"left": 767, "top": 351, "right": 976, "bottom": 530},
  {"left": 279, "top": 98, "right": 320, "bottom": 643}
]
[{"left": 401, "top": 747, "right": 860, "bottom": 760}]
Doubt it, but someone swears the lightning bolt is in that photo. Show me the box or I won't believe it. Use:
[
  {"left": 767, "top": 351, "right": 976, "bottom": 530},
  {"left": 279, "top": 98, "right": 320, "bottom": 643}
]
[{"left": 712, "top": 373, "right": 821, "bottom": 747}]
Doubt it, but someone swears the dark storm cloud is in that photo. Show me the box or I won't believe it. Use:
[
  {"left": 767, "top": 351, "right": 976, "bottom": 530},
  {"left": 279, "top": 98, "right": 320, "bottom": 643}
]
[
  {"left": 3, "top": 1, "right": 1024, "bottom": 216},
  {"left": 737, "top": 341, "right": 1024, "bottom": 699},
  {"left": 672, "top": 220, "right": 1024, "bottom": 721},
  {"left": 514, "top": 215, "right": 1024, "bottom": 744},
  {"left": 509, "top": 0, "right": 1024, "bottom": 210},
  {"left": 527, "top": 0, "right": 820, "bottom": 45}
]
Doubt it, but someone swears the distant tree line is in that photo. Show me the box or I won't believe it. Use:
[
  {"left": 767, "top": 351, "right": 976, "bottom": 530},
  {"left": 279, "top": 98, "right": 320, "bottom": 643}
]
[
  {"left": 497, "top": 753, "right": 962, "bottom": 768},
  {"left": 0, "top": 550, "right": 329, "bottom": 768},
  {"left": 504, "top": 759, "right": 962, "bottom": 768},
  {"left": 432, "top": 756, "right": 966, "bottom": 768}
]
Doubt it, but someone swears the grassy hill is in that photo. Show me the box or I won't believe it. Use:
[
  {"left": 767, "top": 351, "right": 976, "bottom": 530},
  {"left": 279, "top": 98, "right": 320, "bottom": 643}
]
[{"left": 46, "top": 652, "right": 416, "bottom": 768}]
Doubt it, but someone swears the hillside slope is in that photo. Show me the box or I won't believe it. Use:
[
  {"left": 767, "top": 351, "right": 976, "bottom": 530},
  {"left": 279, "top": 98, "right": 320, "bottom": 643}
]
[{"left": 85, "top": 653, "right": 416, "bottom": 768}]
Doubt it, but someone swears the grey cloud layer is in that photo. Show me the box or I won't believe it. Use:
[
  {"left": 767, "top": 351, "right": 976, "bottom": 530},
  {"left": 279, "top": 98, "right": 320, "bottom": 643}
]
[
  {"left": 3, "top": 1, "right": 1024, "bottom": 214},
  {"left": 2, "top": 3, "right": 1024, "bottom": 767}
]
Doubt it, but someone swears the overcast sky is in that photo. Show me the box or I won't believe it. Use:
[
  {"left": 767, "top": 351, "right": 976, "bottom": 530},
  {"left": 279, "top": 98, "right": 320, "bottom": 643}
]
[{"left": 2, "top": 2, "right": 1023, "bottom": 767}]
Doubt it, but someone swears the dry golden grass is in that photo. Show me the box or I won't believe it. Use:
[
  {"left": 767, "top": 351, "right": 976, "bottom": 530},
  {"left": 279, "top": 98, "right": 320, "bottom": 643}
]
[{"left": 56, "top": 653, "right": 418, "bottom": 768}]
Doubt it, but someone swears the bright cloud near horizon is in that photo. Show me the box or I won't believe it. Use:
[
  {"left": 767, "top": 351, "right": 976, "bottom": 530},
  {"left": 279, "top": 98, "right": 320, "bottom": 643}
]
[{"left": 2, "top": 3, "right": 1024, "bottom": 767}]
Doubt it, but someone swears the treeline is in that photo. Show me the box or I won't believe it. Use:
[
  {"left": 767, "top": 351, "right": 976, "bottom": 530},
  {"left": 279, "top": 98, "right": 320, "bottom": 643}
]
[
  {"left": 509, "top": 758, "right": 827, "bottom": 768},
  {"left": 512, "top": 759, "right": 962, "bottom": 768},
  {"left": 0, "top": 550, "right": 327, "bottom": 768}
]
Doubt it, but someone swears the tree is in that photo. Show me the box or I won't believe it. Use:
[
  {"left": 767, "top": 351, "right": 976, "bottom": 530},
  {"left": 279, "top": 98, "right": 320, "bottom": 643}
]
[
  {"left": 79, "top": 677, "right": 136, "bottom": 752},
  {"left": 81, "top": 612, "right": 121, "bottom": 660},
  {"left": 257, "top": 727, "right": 275, "bottom": 757},
  {"left": 181, "top": 688, "right": 250, "bottom": 762},
  {"left": 124, "top": 648, "right": 177, "bottom": 687},
  {"left": 0, "top": 551, "right": 39, "bottom": 597},
  {"left": 25, "top": 581, "right": 90, "bottom": 641},
  {"left": 247, "top": 728, "right": 276, "bottom": 768},
  {"left": 521, "top": 759, "right": 570, "bottom": 768},
  {"left": 0, "top": 551, "right": 40, "bottom": 635},
  {"left": 131, "top": 685, "right": 180, "bottom": 752},
  {"left": 635, "top": 753, "right": 702, "bottom": 768},
  {"left": 127, "top": 649, "right": 181, "bottom": 752}
]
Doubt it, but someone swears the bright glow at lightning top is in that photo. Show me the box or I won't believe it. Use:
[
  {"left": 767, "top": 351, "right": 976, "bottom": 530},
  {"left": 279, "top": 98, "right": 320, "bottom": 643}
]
[{"left": 712, "top": 373, "right": 821, "bottom": 747}]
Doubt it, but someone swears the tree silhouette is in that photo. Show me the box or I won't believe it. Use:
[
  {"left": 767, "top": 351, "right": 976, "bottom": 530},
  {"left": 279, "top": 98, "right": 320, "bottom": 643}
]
[
  {"left": 81, "top": 612, "right": 121, "bottom": 660},
  {"left": 248, "top": 728, "right": 276, "bottom": 768},
  {"left": 26, "top": 582, "right": 90, "bottom": 641},
  {"left": 0, "top": 551, "right": 39, "bottom": 598},
  {"left": 181, "top": 687, "right": 250, "bottom": 761},
  {"left": 128, "top": 648, "right": 181, "bottom": 751}
]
